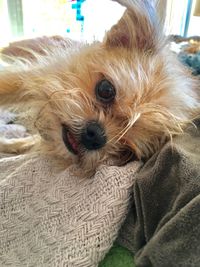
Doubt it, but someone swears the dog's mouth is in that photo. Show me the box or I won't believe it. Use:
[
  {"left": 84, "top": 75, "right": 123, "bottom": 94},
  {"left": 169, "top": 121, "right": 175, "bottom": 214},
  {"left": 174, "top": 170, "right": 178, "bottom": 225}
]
[
  {"left": 62, "top": 121, "right": 107, "bottom": 155},
  {"left": 62, "top": 124, "right": 79, "bottom": 155}
]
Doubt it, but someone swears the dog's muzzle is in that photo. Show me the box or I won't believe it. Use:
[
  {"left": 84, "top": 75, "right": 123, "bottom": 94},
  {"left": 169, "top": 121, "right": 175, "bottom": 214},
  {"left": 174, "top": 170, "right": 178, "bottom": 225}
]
[
  {"left": 62, "top": 121, "right": 106, "bottom": 155},
  {"left": 81, "top": 121, "right": 106, "bottom": 150}
]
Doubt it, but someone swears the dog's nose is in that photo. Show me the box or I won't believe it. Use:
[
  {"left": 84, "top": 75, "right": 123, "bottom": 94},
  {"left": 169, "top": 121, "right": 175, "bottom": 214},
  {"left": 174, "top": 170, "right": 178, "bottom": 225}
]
[{"left": 81, "top": 121, "right": 106, "bottom": 150}]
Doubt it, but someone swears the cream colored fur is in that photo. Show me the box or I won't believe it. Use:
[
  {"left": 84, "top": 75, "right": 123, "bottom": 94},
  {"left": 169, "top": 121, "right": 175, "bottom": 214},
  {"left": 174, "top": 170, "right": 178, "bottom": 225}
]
[{"left": 0, "top": 0, "right": 199, "bottom": 176}]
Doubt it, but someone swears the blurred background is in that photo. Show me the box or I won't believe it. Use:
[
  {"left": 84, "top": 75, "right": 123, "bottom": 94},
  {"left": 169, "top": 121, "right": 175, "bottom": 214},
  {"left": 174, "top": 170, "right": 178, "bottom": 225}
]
[{"left": 0, "top": 0, "right": 200, "bottom": 48}]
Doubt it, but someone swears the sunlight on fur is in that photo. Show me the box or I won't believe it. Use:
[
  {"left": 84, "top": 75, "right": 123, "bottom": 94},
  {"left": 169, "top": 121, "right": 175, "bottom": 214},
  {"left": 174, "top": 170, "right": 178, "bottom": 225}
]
[{"left": 0, "top": 0, "right": 199, "bottom": 177}]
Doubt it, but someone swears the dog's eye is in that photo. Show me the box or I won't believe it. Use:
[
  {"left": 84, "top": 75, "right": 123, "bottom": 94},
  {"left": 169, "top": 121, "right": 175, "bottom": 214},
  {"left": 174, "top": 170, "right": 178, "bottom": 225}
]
[{"left": 95, "top": 79, "right": 116, "bottom": 104}]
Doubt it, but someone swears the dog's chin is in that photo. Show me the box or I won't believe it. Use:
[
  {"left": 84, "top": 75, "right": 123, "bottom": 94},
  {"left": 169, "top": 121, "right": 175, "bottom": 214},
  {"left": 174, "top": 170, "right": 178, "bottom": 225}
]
[{"left": 62, "top": 124, "right": 80, "bottom": 155}]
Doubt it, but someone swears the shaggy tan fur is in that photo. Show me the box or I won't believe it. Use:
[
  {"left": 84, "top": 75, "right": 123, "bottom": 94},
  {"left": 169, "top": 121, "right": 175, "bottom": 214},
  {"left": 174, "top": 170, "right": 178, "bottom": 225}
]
[{"left": 0, "top": 0, "right": 199, "bottom": 176}]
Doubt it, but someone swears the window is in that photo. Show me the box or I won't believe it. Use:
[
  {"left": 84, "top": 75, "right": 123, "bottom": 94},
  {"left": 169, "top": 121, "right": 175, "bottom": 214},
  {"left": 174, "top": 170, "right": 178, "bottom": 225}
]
[{"left": 0, "top": 0, "right": 199, "bottom": 47}]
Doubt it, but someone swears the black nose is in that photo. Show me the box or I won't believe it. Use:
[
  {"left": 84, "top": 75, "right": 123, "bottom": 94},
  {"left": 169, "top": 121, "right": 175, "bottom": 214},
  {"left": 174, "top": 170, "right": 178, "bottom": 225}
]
[{"left": 81, "top": 121, "right": 106, "bottom": 150}]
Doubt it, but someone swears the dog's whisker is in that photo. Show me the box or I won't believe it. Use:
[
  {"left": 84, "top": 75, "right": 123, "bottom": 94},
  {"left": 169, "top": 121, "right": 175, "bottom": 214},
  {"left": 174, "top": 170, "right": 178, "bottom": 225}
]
[{"left": 108, "top": 111, "right": 141, "bottom": 144}]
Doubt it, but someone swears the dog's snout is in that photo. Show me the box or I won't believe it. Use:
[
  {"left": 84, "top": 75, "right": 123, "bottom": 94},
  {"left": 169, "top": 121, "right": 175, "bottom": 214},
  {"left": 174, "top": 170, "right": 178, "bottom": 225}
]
[{"left": 81, "top": 121, "right": 106, "bottom": 150}]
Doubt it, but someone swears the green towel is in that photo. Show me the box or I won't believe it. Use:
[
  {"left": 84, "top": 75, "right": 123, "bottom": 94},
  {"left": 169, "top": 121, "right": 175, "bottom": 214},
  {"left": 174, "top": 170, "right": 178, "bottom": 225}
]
[{"left": 99, "top": 244, "right": 135, "bottom": 267}]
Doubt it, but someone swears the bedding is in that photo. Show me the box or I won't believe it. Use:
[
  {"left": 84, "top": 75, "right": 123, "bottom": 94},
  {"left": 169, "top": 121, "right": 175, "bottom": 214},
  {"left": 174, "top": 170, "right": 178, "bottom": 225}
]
[{"left": 0, "top": 110, "right": 200, "bottom": 266}]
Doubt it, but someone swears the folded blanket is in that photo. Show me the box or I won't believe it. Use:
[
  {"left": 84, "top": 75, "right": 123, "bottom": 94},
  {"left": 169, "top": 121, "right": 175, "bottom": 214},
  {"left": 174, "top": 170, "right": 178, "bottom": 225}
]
[
  {"left": 118, "top": 119, "right": 200, "bottom": 267},
  {"left": 1, "top": 110, "right": 200, "bottom": 267},
  {"left": 0, "top": 152, "right": 141, "bottom": 266}
]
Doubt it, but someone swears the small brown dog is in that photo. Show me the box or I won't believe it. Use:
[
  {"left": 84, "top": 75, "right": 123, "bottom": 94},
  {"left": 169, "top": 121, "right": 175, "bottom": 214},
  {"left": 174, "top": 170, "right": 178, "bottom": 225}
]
[{"left": 0, "top": 0, "right": 199, "bottom": 176}]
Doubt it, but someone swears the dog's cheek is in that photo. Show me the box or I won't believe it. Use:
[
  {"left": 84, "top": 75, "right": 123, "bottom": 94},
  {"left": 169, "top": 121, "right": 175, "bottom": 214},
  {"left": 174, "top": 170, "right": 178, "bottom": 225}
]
[
  {"left": 120, "top": 137, "right": 141, "bottom": 160},
  {"left": 34, "top": 106, "right": 60, "bottom": 141}
]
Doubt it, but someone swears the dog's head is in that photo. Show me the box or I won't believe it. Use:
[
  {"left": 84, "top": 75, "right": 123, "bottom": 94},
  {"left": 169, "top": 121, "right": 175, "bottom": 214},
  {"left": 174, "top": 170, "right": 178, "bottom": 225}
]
[{"left": 2, "top": 0, "right": 199, "bottom": 176}]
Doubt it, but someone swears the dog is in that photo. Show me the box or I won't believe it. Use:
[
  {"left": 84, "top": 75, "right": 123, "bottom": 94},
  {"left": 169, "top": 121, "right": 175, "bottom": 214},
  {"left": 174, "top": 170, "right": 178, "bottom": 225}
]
[{"left": 0, "top": 0, "right": 199, "bottom": 176}]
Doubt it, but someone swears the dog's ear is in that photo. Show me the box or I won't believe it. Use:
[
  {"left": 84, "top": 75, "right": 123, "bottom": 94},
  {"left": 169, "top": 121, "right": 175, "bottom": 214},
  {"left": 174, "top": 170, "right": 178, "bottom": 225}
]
[
  {"left": 0, "top": 70, "right": 34, "bottom": 105},
  {"left": 0, "top": 71, "right": 23, "bottom": 105},
  {"left": 104, "top": 0, "right": 162, "bottom": 52}
]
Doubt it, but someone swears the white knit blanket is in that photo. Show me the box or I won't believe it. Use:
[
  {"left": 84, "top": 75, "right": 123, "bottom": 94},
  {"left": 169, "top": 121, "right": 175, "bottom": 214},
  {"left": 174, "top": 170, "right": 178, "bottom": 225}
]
[
  {"left": 0, "top": 153, "right": 141, "bottom": 266},
  {"left": 0, "top": 109, "right": 28, "bottom": 139}
]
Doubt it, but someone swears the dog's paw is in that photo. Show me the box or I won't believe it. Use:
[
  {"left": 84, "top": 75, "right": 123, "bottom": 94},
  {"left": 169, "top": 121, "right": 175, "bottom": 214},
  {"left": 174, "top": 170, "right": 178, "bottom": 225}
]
[{"left": 0, "top": 135, "right": 39, "bottom": 154}]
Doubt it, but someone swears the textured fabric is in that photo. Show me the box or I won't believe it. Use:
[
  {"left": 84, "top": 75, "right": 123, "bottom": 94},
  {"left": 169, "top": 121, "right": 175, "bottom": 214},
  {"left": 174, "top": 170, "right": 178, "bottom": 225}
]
[
  {"left": 0, "top": 153, "right": 141, "bottom": 267},
  {"left": 117, "top": 119, "right": 200, "bottom": 267}
]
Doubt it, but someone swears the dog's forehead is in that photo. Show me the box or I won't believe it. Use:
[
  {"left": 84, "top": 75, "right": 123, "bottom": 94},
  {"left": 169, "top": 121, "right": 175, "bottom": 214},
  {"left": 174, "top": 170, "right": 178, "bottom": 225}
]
[
  {"left": 64, "top": 43, "right": 166, "bottom": 106},
  {"left": 99, "top": 49, "right": 164, "bottom": 91}
]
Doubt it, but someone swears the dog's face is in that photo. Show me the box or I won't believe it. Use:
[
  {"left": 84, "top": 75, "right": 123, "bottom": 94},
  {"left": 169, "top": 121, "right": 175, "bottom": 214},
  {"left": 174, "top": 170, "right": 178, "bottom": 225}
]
[{"left": 1, "top": 0, "right": 199, "bottom": 176}]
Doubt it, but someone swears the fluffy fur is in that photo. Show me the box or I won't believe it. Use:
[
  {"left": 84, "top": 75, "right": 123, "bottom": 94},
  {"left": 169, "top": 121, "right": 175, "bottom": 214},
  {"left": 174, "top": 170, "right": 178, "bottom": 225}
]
[{"left": 0, "top": 0, "right": 199, "bottom": 176}]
